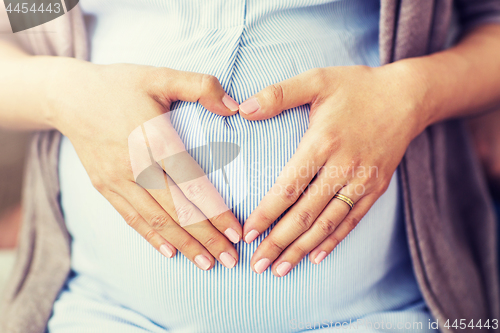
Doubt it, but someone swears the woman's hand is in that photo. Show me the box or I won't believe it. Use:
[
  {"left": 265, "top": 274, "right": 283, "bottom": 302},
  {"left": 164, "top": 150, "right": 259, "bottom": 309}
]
[
  {"left": 239, "top": 65, "right": 427, "bottom": 276},
  {"left": 45, "top": 58, "right": 243, "bottom": 270}
]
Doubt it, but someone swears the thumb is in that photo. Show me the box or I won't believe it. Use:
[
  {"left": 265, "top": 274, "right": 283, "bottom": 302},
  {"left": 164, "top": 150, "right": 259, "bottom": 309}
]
[
  {"left": 238, "top": 69, "right": 321, "bottom": 120},
  {"left": 150, "top": 68, "right": 239, "bottom": 116}
]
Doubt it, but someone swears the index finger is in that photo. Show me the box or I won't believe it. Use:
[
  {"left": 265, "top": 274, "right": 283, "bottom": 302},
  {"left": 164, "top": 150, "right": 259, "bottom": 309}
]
[
  {"left": 239, "top": 68, "right": 324, "bottom": 120},
  {"left": 243, "top": 132, "right": 328, "bottom": 243},
  {"left": 130, "top": 114, "right": 242, "bottom": 243}
]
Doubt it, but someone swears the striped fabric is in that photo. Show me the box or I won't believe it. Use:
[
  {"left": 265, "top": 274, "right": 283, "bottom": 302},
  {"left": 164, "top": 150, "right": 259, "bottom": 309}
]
[{"left": 49, "top": 0, "right": 436, "bottom": 332}]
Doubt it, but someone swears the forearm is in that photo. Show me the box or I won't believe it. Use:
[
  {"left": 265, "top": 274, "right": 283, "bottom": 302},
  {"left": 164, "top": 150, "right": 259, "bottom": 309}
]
[
  {"left": 389, "top": 24, "right": 500, "bottom": 132},
  {"left": 0, "top": 40, "right": 78, "bottom": 130}
]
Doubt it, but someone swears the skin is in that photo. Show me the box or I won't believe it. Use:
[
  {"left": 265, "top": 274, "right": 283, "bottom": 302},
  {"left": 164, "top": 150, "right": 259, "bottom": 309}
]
[
  {"left": 469, "top": 109, "right": 500, "bottom": 198},
  {"left": 1, "top": 24, "right": 500, "bottom": 276},
  {"left": 0, "top": 204, "right": 21, "bottom": 249},
  {"left": 240, "top": 24, "right": 500, "bottom": 277},
  {"left": 0, "top": 42, "right": 243, "bottom": 271}
]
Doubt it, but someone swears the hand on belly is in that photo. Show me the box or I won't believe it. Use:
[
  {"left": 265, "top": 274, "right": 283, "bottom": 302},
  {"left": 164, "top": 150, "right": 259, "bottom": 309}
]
[
  {"left": 50, "top": 60, "right": 244, "bottom": 271},
  {"left": 239, "top": 65, "right": 426, "bottom": 277},
  {"left": 57, "top": 62, "right": 415, "bottom": 278}
]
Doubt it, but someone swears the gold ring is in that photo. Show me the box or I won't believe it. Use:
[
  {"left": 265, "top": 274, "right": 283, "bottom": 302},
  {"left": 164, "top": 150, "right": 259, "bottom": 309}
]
[{"left": 333, "top": 193, "right": 354, "bottom": 210}]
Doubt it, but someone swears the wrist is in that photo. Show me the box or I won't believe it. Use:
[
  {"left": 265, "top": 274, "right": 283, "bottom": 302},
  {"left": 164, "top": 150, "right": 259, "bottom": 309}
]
[
  {"left": 376, "top": 59, "right": 434, "bottom": 142},
  {"left": 41, "top": 56, "right": 93, "bottom": 131}
]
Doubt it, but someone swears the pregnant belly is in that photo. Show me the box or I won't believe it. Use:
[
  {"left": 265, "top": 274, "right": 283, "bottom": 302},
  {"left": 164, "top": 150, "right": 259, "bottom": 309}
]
[
  {"left": 165, "top": 101, "right": 311, "bottom": 218},
  {"left": 54, "top": 0, "right": 424, "bottom": 331},
  {"left": 57, "top": 106, "right": 415, "bottom": 332}
]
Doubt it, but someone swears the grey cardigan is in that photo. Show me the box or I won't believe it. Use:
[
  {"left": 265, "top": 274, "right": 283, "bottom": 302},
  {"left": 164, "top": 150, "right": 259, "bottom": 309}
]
[{"left": 1, "top": 1, "right": 500, "bottom": 332}]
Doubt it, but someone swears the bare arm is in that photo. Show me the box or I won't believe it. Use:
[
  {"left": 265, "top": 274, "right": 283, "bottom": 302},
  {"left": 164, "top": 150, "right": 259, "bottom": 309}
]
[
  {"left": 0, "top": 40, "right": 59, "bottom": 130},
  {"left": 401, "top": 24, "right": 500, "bottom": 130}
]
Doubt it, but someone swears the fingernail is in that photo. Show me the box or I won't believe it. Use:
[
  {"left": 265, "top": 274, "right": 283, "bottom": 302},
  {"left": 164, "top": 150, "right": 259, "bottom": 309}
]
[
  {"left": 245, "top": 229, "right": 260, "bottom": 244},
  {"left": 276, "top": 262, "right": 292, "bottom": 277},
  {"left": 224, "top": 228, "right": 241, "bottom": 243},
  {"left": 219, "top": 252, "right": 237, "bottom": 269},
  {"left": 254, "top": 258, "right": 271, "bottom": 274},
  {"left": 159, "top": 244, "right": 174, "bottom": 258},
  {"left": 222, "top": 93, "right": 239, "bottom": 112},
  {"left": 239, "top": 97, "right": 260, "bottom": 114},
  {"left": 314, "top": 251, "right": 327, "bottom": 264},
  {"left": 194, "top": 255, "right": 211, "bottom": 270}
]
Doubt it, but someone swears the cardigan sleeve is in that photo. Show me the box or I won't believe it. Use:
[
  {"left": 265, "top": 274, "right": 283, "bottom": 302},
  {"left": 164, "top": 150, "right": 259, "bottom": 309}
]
[
  {"left": 455, "top": 0, "right": 500, "bottom": 33},
  {"left": 0, "top": 3, "right": 16, "bottom": 43},
  {"left": 0, "top": 2, "right": 35, "bottom": 54},
  {"left": 0, "top": 2, "right": 88, "bottom": 59}
]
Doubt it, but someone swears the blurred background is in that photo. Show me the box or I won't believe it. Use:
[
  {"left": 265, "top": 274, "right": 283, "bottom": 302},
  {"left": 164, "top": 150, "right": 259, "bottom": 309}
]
[{"left": 0, "top": 129, "right": 31, "bottom": 297}]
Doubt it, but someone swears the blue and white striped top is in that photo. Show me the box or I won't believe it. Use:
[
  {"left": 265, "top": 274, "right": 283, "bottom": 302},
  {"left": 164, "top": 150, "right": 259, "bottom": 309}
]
[{"left": 49, "top": 0, "right": 436, "bottom": 332}]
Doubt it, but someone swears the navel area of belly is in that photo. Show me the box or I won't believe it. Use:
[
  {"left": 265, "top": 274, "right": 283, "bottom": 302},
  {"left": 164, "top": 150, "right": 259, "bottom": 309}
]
[{"left": 134, "top": 104, "right": 310, "bottom": 223}]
